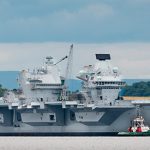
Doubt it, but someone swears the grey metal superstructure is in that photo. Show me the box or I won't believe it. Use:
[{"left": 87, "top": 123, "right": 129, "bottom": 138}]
[{"left": 0, "top": 48, "right": 150, "bottom": 135}]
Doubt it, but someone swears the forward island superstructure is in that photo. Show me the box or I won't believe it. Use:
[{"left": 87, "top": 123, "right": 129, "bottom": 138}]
[{"left": 0, "top": 47, "right": 150, "bottom": 135}]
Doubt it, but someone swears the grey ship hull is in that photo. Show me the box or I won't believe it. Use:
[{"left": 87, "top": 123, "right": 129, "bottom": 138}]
[{"left": 0, "top": 104, "right": 150, "bottom": 136}]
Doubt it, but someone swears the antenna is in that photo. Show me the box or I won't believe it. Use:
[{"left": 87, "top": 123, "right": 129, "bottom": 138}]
[
  {"left": 45, "top": 56, "right": 54, "bottom": 65},
  {"left": 136, "top": 105, "right": 141, "bottom": 117}
]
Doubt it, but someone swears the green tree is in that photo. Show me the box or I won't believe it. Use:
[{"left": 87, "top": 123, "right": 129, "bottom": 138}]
[
  {"left": 0, "top": 84, "right": 7, "bottom": 97},
  {"left": 123, "top": 81, "right": 150, "bottom": 96}
]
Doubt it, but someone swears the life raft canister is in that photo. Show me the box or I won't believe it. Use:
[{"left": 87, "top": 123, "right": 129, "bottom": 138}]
[
  {"left": 128, "top": 127, "right": 133, "bottom": 132},
  {"left": 136, "top": 127, "right": 142, "bottom": 132}
]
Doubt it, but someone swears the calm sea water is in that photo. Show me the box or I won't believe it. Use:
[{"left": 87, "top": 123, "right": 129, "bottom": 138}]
[{"left": 0, "top": 137, "right": 150, "bottom": 150}]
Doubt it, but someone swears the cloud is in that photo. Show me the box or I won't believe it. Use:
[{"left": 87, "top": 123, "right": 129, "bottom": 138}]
[
  {"left": 0, "top": 42, "right": 150, "bottom": 79},
  {"left": 0, "top": 1, "right": 115, "bottom": 42},
  {"left": 73, "top": 4, "right": 114, "bottom": 20},
  {"left": 0, "top": 0, "right": 150, "bottom": 42},
  {"left": 127, "top": 0, "right": 150, "bottom": 4}
]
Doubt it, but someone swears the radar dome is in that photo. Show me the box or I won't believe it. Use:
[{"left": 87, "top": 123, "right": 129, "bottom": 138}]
[{"left": 113, "top": 67, "right": 119, "bottom": 73}]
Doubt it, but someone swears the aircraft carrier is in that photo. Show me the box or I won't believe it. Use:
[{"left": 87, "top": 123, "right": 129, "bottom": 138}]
[{"left": 0, "top": 45, "right": 150, "bottom": 135}]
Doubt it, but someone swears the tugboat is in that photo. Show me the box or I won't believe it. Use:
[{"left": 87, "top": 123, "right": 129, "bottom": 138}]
[{"left": 118, "top": 107, "right": 150, "bottom": 136}]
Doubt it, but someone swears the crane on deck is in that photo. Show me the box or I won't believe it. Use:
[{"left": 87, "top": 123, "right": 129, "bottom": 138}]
[
  {"left": 61, "top": 44, "right": 74, "bottom": 101},
  {"left": 54, "top": 56, "right": 68, "bottom": 65}
]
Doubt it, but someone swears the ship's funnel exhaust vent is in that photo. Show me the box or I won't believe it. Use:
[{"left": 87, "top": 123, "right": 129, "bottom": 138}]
[{"left": 96, "top": 54, "right": 111, "bottom": 61}]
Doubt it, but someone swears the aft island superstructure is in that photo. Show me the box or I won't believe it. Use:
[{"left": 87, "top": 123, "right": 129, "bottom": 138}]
[{"left": 0, "top": 47, "right": 150, "bottom": 135}]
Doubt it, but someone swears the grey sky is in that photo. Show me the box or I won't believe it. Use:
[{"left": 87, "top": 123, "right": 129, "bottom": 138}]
[
  {"left": 0, "top": 0, "right": 150, "bottom": 79},
  {"left": 0, "top": 42, "right": 149, "bottom": 78}
]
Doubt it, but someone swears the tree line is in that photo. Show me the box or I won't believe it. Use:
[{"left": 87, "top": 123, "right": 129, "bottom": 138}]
[
  {"left": 123, "top": 81, "right": 150, "bottom": 96},
  {"left": 0, "top": 84, "right": 7, "bottom": 97}
]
